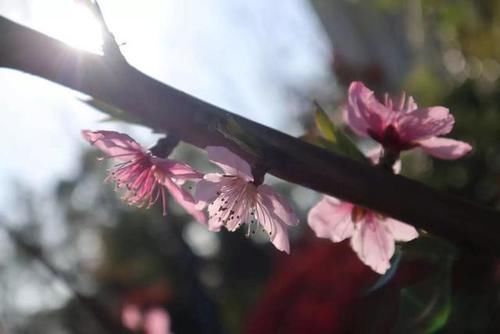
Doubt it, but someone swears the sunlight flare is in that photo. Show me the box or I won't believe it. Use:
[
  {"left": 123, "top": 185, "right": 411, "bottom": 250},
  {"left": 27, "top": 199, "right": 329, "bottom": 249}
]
[{"left": 36, "top": 0, "right": 103, "bottom": 53}]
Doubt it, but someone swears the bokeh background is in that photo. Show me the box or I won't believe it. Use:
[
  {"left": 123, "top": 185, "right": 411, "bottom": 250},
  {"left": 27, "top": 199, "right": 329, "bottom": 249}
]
[{"left": 0, "top": 0, "right": 500, "bottom": 333}]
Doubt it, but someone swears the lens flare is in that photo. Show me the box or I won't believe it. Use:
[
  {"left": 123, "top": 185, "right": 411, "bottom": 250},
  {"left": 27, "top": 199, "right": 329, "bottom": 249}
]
[{"left": 35, "top": 1, "right": 103, "bottom": 54}]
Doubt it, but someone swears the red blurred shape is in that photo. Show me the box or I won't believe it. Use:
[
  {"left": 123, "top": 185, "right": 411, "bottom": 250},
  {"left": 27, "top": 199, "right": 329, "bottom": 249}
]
[{"left": 244, "top": 238, "right": 433, "bottom": 334}]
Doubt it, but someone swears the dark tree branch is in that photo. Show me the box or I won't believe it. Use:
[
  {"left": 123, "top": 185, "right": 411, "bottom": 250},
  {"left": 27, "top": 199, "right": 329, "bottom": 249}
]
[
  {"left": 0, "top": 16, "right": 499, "bottom": 254},
  {"left": 150, "top": 135, "right": 180, "bottom": 158}
]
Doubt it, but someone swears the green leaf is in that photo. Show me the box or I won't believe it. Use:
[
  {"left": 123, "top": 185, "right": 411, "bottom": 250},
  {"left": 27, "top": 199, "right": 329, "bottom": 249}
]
[
  {"left": 394, "top": 235, "right": 456, "bottom": 333},
  {"left": 314, "top": 101, "right": 337, "bottom": 143},
  {"left": 313, "top": 102, "right": 368, "bottom": 163},
  {"left": 399, "top": 266, "right": 452, "bottom": 334}
]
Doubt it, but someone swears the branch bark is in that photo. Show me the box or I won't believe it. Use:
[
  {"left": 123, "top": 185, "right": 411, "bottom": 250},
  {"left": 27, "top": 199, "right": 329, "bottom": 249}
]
[{"left": 1, "top": 16, "right": 499, "bottom": 254}]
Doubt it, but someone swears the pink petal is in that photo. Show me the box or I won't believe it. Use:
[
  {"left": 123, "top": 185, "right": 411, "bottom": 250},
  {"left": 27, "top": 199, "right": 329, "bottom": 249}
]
[
  {"left": 403, "top": 95, "right": 418, "bottom": 113},
  {"left": 345, "top": 81, "right": 391, "bottom": 138},
  {"left": 392, "top": 92, "right": 418, "bottom": 113},
  {"left": 152, "top": 158, "right": 203, "bottom": 180},
  {"left": 350, "top": 215, "right": 395, "bottom": 274},
  {"left": 384, "top": 218, "right": 419, "bottom": 241},
  {"left": 263, "top": 216, "right": 290, "bottom": 254},
  {"left": 196, "top": 173, "right": 250, "bottom": 233},
  {"left": 206, "top": 211, "right": 224, "bottom": 232},
  {"left": 268, "top": 217, "right": 290, "bottom": 254},
  {"left": 193, "top": 176, "right": 223, "bottom": 210},
  {"left": 204, "top": 173, "right": 224, "bottom": 182},
  {"left": 122, "top": 304, "right": 141, "bottom": 330},
  {"left": 82, "top": 130, "right": 145, "bottom": 161},
  {"left": 307, "top": 196, "right": 354, "bottom": 242},
  {"left": 162, "top": 176, "right": 207, "bottom": 224},
  {"left": 258, "top": 185, "right": 299, "bottom": 226},
  {"left": 254, "top": 195, "right": 291, "bottom": 253},
  {"left": 417, "top": 137, "right": 472, "bottom": 160},
  {"left": 144, "top": 308, "right": 171, "bottom": 334},
  {"left": 397, "top": 107, "right": 454, "bottom": 142},
  {"left": 206, "top": 146, "right": 253, "bottom": 181},
  {"left": 206, "top": 177, "right": 251, "bottom": 232},
  {"left": 257, "top": 185, "right": 300, "bottom": 253}
]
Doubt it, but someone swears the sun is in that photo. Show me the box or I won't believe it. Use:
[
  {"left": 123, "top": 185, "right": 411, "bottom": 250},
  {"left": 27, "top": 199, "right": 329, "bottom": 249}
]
[{"left": 36, "top": 1, "right": 104, "bottom": 54}]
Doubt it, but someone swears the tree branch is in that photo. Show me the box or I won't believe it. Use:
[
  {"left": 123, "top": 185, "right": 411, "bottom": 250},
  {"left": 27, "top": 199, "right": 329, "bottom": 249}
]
[
  {"left": 0, "top": 16, "right": 499, "bottom": 254},
  {"left": 78, "top": 0, "right": 127, "bottom": 62}
]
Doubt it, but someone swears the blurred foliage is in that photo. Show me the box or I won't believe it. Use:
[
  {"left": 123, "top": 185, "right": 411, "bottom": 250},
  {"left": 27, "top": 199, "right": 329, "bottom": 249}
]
[{"left": 312, "top": 0, "right": 500, "bottom": 332}]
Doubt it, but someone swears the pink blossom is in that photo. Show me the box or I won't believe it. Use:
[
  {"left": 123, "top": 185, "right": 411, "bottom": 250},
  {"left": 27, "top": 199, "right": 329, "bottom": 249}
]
[
  {"left": 122, "top": 304, "right": 171, "bottom": 334},
  {"left": 144, "top": 308, "right": 171, "bottom": 334},
  {"left": 82, "top": 130, "right": 205, "bottom": 223},
  {"left": 346, "top": 81, "right": 472, "bottom": 159},
  {"left": 308, "top": 145, "right": 416, "bottom": 274},
  {"left": 194, "top": 146, "right": 299, "bottom": 253},
  {"left": 308, "top": 197, "right": 418, "bottom": 274},
  {"left": 122, "top": 304, "right": 142, "bottom": 330}
]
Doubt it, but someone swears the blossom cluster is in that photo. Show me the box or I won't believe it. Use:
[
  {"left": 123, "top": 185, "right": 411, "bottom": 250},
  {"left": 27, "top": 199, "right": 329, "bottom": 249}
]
[
  {"left": 122, "top": 304, "right": 171, "bottom": 334},
  {"left": 83, "top": 81, "right": 471, "bottom": 274},
  {"left": 308, "top": 82, "right": 471, "bottom": 273},
  {"left": 82, "top": 131, "right": 298, "bottom": 253}
]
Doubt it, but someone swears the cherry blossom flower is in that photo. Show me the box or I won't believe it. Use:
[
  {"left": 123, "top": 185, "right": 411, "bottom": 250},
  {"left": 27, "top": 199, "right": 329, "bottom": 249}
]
[
  {"left": 308, "top": 197, "right": 418, "bottom": 274},
  {"left": 308, "top": 146, "right": 415, "bottom": 274},
  {"left": 122, "top": 304, "right": 171, "bottom": 334},
  {"left": 346, "top": 81, "right": 472, "bottom": 159},
  {"left": 122, "top": 304, "right": 142, "bottom": 331},
  {"left": 194, "top": 146, "right": 299, "bottom": 253},
  {"left": 82, "top": 130, "right": 205, "bottom": 223}
]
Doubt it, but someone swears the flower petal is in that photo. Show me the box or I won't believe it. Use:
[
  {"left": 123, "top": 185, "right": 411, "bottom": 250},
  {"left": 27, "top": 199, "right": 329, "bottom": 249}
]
[
  {"left": 392, "top": 92, "right": 418, "bottom": 113},
  {"left": 203, "top": 172, "right": 224, "bottom": 182},
  {"left": 268, "top": 217, "right": 290, "bottom": 254},
  {"left": 152, "top": 158, "right": 203, "bottom": 180},
  {"left": 403, "top": 95, "right": 418, "bottom": 113},
  {"left": 258, "top": 185, "right": 299, "bottom": 226},
  {"left": 193, "top": 176, "right": 223, "bottom": 210},
  {"left": 258, "top": 209, "right": 290, "bottom": 253},
  {"left": 206, "top": 146, "right": 253, "bottom": 181},
  {"left": 122, "top": 304, "right": 141, "bottom": 330},
  {"left": 144, "top": 308, "right": 171, "bottom": 334},
  {"left": 350, "top": 215, "right": 395, "bottom": 274},
  {"left": 82, "top": 130, "right": 145, "bottom": 161},
  {"left": 204, "top": 177, "right": 251, "bottom": 232},
  {"left": 307, "top": 196, "right": 354, "bottom": 242},
  {"left": 255, "top": 195, "right": 291, "bottom": 253},
  {"left": 345, "top": 81, "right": 391, "bottom": 138},
  {"left": 397, "top": 107, "right": 454, "bottom": 142},
  {"left": 384, "top": 218, "right": 419, "bottom": 242},
  {"left": 417, "top": 137, "right": 472, "bottom": 160},
  {"left": 161, "top": 176, "right": 207, "bottom": 224}
]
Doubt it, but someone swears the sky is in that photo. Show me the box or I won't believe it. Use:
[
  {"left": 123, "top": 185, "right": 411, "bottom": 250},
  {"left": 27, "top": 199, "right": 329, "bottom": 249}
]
[{"left": 0, "top": 0, "right": 334, "bottom": 220}]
